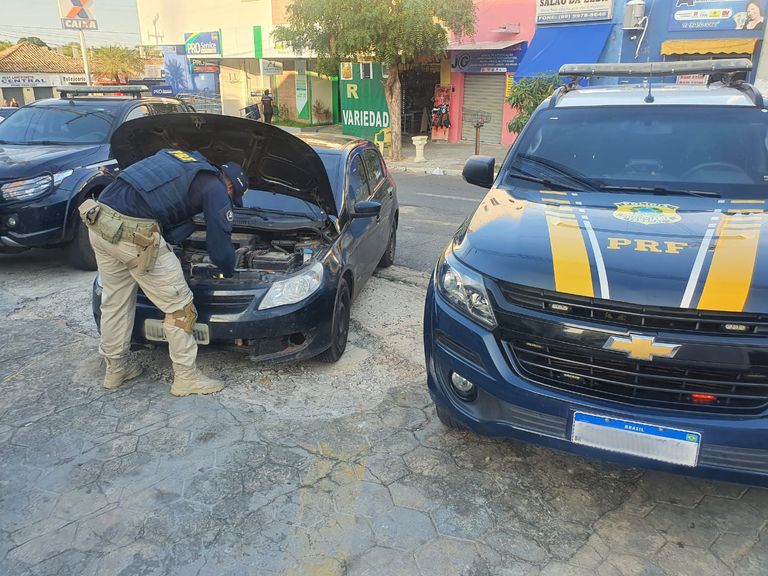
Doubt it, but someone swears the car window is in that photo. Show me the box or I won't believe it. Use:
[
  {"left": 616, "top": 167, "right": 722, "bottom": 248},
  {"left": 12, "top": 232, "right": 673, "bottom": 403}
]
[
  {"left": 347, "top": 155, "right": 370, "bottom": 203},
  {"left": 362, "top": 148, "right": 384, "bottom": 191},
  {"left": 0, "top": 104, "right": 117, "bottom": 144},
  {"left": 152, "top": 102, "right": 186, "bottom": 115},
  {"left": 125, "top": 105, "right": 151, "bottom": 121},
  {"left": 509, "top": 106, "right": 768, "bottom": 198}
]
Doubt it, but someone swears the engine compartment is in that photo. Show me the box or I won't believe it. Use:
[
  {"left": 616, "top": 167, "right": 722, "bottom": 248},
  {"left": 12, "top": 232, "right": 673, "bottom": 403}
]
[{"left": 177, "top": 229, "right": 327, "bottom": 279}]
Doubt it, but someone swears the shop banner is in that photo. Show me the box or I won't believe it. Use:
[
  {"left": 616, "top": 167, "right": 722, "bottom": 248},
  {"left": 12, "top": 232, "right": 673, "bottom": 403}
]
[
  {"left": 295, "top": 60, "right": 309, "bottom": 120},
  {"left": 189, "top": 59, "right": 219, "bottom": 74},
  {"left": 1, "top": 73, "right": 87, "bottom": 87},
  {"left": 669, "top": 0, "right": 767, "bottom": 31},
  {"left": 260, "top": 60, "right": 283, "bottom": 76},
  {"left": 536, "top": 0, "right": 612, "bottom": 24},
  {"left": 184, "top": 31, "right": 221, "bottom": 56},
  {"left": 451, "top": 44, "right": 528, "bottom": 73},
  {"left": 339, "top": 62, "right": 390, "bottom": 141}
]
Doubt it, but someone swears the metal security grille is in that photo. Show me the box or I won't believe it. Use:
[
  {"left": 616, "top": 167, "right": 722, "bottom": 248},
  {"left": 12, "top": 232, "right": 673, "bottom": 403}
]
[{"left": 461, "top": 74, "right": 506, "bottom": 144}]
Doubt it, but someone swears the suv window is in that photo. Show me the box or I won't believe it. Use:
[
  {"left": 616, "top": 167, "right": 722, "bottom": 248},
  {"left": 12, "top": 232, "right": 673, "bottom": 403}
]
[
  {"left": 152, "top": 102, "right": 187, "bottom": 115},
  {"left": 362, "top": 148, "right": 384, "bottom": 190},
  {"left": 0, "top": 104, "right": 117, "bottom": 144},
  {"left": 124, "top": 105, "right": 151, "bottom": 121},
  {"left": 508, "top": 106, "right": 768, "bottom": 198},
  {"left": 347, "top": 155, "right": 370, "bottom": 203}
]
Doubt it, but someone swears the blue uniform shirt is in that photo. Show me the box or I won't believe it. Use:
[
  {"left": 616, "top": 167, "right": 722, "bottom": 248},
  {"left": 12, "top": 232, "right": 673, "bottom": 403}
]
[{"left": 100, "top": 172, "right": 237, "bottom": 277}]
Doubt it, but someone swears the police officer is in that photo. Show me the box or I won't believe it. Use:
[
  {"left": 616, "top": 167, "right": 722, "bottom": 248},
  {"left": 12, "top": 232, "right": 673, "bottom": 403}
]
[{"left": 81, "top": 148, "right": 248, "bottom": 396}]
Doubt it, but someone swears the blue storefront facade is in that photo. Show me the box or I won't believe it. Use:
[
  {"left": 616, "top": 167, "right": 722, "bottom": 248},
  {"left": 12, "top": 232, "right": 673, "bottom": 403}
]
[{"left": 517, "top": 0, "right": 765, "bottom": 85}]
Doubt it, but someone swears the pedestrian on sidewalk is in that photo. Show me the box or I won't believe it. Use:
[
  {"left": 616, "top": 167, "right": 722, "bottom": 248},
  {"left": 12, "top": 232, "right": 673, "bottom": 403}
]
[
  {"left": 79, "top": 149, "right": 248, "bottom": 396},
  {"left": 261, "top": 89, "right": 274, "bottom": 124},
  {"left": 9, "top": 98, "right": 20, "bottom": 108}
]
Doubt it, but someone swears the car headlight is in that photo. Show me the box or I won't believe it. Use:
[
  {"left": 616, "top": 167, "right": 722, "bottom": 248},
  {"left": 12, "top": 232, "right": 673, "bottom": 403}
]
[
  {"left": 259, "top": 262, "right": 324, "bottom": 310},
  {"left": 1, "top": 170, "right": 73, "bottom": 201},
  {"left": 436, "top": 248, "right": 497, "bottom": 330}
]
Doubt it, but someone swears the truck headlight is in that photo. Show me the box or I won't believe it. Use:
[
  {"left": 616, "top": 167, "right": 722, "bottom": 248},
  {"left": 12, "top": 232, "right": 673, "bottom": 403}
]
[
  {"left": 1, "top": 170, "right": 72, "bottom": 201},
  {"left": 437, "top": 248, "right": 497, "bottom": 330},
  {"left": 259, "top": 263, "right": 324, "bottom": 310}
]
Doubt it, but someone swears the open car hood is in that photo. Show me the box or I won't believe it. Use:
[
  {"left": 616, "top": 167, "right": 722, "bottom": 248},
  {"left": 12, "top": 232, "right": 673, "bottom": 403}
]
[{"left": 110, "top": 113, "right": 337, "bottom": 217}]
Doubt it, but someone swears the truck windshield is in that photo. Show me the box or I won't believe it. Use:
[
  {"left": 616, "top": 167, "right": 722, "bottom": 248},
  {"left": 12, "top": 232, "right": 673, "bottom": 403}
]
[
  {"left": 508, "top": 106, "right": 768, "bottom": 198},
  {"left": 0, "top": 105, "right": 117, "bottom": 145}
]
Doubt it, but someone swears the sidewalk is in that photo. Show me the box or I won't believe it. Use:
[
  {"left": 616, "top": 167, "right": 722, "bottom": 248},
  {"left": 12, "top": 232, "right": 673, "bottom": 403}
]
[{"left": 386, "top": 138, "right": 510, "bottom": 177}]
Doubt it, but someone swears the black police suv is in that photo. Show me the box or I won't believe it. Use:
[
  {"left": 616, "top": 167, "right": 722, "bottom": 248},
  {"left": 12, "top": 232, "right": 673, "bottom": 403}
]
[
  {"left": 0, "top": 86, "right": 192, "bottom": 269},
  {"left": 92, "top": 114, "right": 399, "bottom": 364}
]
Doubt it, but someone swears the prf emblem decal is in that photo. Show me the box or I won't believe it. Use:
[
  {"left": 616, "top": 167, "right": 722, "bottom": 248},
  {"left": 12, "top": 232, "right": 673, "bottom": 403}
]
[
  {"left": 167, "top": 150, "right": 197, "bottom": 162},
  {"left": 613, "top": 202, "right": 681, "bottom": 226},
  {"left": 604, "top": 334, "right": 681, "bottom": 361}
]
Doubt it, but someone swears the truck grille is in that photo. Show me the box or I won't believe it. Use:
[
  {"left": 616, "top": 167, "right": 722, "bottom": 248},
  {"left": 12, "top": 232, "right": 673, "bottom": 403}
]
[
  {"left": 497, "top": 281, "right": 768, "bottom": 337},
  {"left": 507, "top": 339, "right": 768, "bottom": 414}
]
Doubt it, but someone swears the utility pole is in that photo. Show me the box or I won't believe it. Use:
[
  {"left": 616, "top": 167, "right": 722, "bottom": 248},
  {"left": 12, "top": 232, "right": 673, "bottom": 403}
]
[{"left": 79, "top": 30, "right": 92, "bottom": 86}]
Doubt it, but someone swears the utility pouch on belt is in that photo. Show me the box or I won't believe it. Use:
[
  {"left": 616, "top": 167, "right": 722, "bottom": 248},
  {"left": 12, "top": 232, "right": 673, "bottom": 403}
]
[
  {"left": 136, "top": 231, "right": 161, "bottom": 273},
  {"left": 78, "top": 199, "right": 100, "bottom": 226}
]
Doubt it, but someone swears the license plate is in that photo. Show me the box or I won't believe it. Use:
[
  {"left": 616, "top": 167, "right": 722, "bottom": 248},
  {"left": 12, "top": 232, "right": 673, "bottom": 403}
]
[
  {"left": 144, "top": 319, "right": 210, "bottom": 345},
  {"left": 571, "top": 412, "right": 701, "bottom": 467}
]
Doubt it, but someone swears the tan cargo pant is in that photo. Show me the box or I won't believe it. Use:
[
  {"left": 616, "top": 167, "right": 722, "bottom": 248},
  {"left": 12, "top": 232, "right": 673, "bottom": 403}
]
[{"left": 90, "top": 230, "right": 198, "bottom": 369}]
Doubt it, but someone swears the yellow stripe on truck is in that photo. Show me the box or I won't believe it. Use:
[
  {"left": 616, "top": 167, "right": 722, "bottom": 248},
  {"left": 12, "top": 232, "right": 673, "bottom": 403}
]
[
  {"left": 545, "top": 212, "right": 594, "bottom": 297},
  {"left": 697, "top": 213, "right": 764, "bottom": 312}
]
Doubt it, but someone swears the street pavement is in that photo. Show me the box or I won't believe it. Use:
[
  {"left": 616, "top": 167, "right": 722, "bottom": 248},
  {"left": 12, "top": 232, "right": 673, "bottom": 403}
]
[{"left": 1, "top": 174, "right": 768, "bottom": 576}]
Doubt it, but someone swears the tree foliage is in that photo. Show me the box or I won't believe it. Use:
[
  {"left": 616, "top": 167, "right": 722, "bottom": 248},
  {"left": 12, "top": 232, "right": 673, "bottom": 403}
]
[
  {"left": 91, "top": 45, "right": 144, "bottom": 83},
  {"left": 274, "top": 0, "right": 476, "bottom": 160},
  {"left": 506, "top": 73, "right": 562, "bottom": 135},
  {"left": 17, "top": 37, "right": 49, "bottom": 48},
  {"left": 60, "top": 42, "right": 81, "bottom": 57},
  {"left": 0, "top": 41, "right": 13, "bottom": 52}
]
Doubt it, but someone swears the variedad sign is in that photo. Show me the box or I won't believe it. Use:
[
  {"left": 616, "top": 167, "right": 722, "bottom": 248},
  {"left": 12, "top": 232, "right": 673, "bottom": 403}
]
[
  {"left": 670, "top": 0, "right": 767, "bottom": 31},
  {"left": 295, "top": 59, "right": 309, "bottom": 120},
  {"left": 151, "top": 85, "right": 173, "bottom": 96},
  {"left": 340, "top": 62, "right": 390, "bottom": 140},
  {"left": 59, "top": 0, "right": 98, "bottom": 30},
  {"left": 536, "top": 0, "right": 612, "bottom": 24},
  {"left": 259, "top": 59, "right": 283, "bottom": 76},
  {"left": 450, "top": 45, "right": 528, "bottom": 73},
  {"left": 184, "top": 31, "right": 221, "bottom": 56}
]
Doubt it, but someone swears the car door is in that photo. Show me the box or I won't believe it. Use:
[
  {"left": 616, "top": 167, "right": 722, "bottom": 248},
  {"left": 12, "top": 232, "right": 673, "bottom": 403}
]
[
  {"left": 361, "top": 146, "right": 395, "bottom": 259},
  {"left": 344, "top": 151, "right": 379, "bottom": 287}
]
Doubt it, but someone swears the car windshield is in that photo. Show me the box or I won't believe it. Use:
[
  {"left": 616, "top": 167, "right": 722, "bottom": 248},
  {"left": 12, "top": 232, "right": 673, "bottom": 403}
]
[
  {"left": 508, "top": 106, "right": 768, "bottom": 198},
  {"left": 0, "top": 104, "right": 117, "bottom": 144},
  {"left": 317, "top": 152, "right": 339, "bottom": 188},
  {"left": 241, "top": 189, "right": 324, "bottom": 219}
]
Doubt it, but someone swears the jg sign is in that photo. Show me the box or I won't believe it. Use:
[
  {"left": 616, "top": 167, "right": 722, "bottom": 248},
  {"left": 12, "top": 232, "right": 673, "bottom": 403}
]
[
  {"left": 59, "top": 0, "right": 98, "bottom": 30},
  {"left": 184, "top": 32, "right": 221, "bottom": 56}
]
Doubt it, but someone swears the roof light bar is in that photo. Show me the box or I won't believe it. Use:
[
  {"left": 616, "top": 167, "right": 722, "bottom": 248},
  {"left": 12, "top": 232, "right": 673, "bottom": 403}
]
[
  {"left": 57, "top": 85, "right": 149, "bottom": 99},
  {"left": 558, "top": 58, "right": 753, "bottom": 79}
]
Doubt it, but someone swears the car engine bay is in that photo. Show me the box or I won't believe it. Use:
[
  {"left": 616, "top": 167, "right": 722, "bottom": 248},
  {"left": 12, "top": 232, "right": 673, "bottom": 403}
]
[{"left": 177, "top": 229, "right": 328, "bottom": 280}]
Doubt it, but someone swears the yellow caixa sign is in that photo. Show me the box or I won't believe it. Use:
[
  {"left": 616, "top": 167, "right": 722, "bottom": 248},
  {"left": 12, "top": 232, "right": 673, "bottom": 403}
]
[{"left": 537, "top": 0, "right": 613, "bottom": 25}]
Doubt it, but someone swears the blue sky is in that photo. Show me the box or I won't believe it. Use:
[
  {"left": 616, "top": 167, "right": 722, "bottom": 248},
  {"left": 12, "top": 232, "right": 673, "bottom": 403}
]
[{"left": 1, "top": 0, "right": 142, "bottom": 48}]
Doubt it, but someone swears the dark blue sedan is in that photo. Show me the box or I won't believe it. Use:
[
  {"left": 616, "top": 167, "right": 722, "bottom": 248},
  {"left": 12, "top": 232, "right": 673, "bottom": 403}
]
[{"left": 93, "top": 114, "right": 398, "bottom": 363}]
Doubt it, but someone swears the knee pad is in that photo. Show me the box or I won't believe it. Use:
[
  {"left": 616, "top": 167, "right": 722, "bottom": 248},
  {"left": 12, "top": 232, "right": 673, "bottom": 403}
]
[{"left": 165, "top": 301, "right": 198, "bottom": 334}]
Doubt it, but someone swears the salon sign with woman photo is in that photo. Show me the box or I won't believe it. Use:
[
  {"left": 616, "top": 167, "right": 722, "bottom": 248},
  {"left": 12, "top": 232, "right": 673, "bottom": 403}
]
[{"left": 671, "top": 0, "right": 766, "bottom": 31}]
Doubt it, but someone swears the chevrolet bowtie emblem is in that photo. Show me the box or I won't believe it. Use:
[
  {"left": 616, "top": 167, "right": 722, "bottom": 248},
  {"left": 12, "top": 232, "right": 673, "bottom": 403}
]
[{"left": 603, "top": 334, "right": 681, "bottom": 361}]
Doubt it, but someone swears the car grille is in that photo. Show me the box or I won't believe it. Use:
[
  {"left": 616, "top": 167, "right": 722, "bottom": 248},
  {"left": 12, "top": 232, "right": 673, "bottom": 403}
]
[
  {"left": 138, "top": 292, "right": 254, "bottom": 314},
  {"left": 507, "top": 339, "right": 768, "bottom": 414},
  {"left": 497, "top": 281, "right": 768, "bottom": 337}
]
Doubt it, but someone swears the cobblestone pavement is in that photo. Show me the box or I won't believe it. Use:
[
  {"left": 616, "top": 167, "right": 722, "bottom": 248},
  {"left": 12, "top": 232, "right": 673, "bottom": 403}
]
[{"left": 1, "top": 250, "right": 767, "bottom": 576}]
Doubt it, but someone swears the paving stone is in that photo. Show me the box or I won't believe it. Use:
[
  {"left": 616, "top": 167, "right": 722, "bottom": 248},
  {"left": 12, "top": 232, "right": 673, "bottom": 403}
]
[
  {"left": 0, "top": 488, "right": 58, "bottom": 532},
  {"left": 53, "top": 483, "right": 111, "bottom": 520},
  {"left": 569, "top": 544, "right": 603, "bottom": 569},
  {"left": 540, "top": 561, "right": 620, "bottom": 576},
  {"left": 184, "top": 469, "right": 245, "bottom": 506},
  {"left": 10, "top": 516, "right": 71, "bottom": 547},
  {"left": 483, "top": 531, "right": 550, "bottom": 565},
  {"left": 99, "top": 451, "right": 160, "bottom": 486},
  {"left": 537, "top": 521, "right": 592, "bottom": 560},
  {"left": 696, "top": 496, "right": 766, "bottom": 537},
  {"left": 657, "top": 544, "right": 732, "bottom": 576},
  {"left": 156, "top": 446, "right": 216, "bottom": 479},
  {"left": 5, "top": 522, "right": 77, "bottom": 566},
  {"left": 415, "top": 537, "right": 492, "bottom": 575},
  {"left": 711, "top": 533, "right": 757, "bottom": 570},
  {"left": 741, "top": 487, "right": 768, "bottom": 517},
  {"left": 432, "top": 502, "right": 493, "bottom": 540},
  {"left": 285, "top": 514, "right": 375, "bottom": 561},
  {"left": 81, "top": 435, "right": 139, "bottom": 461},
  {"left": 137, "top": 427, "right": 191, "bottom": 454},
  {"left": 645, "top": 502, "right": 721, "bottom": 548},
  {"left": 372, "top": 507, "right": 436, "bottom": 551},
  {"left": 189, "top": 422, "right": 244, "bottom": 450},
  {"left": 733, "top": 530, "right": 768, "bottom": 576},
  {"left": 686, "top": 478, "right": 748, "bottom": 500},
  {"left": 73, "top": 507, "right": 145, "bottom": 551},
  {"left": 18, "top": 549, "right": 102, "bottom": 576},
  {"left": 99, "top": 540, "right": 172, "bottom": 575},
  {"left": 319, "top": 434, "right": 370, "bottom": 461},
  {"left": 334, "top": 480, "right": 393, "bottom": 519},
  {"left": 35, "top": 458, "right": 105, "bottom": 493},
  {"left": 389, "top": 476, "right": 446, "bottom": 513},
  {"left": 594, "top": 512, "right": 666, "bottom": 556},
  {"left": 402, "top": 445, "right": 460, "bottom": 477},
  {"left": 603, "top": 553, "right": 665, "bottom": 576},
  {"left": 121, "top": 477, "right": 183, "bottom": 512},
  {"left": 359, "top": 452, "right": 410, "bottom": 485},
  {"left": 346, "top": 546, "right": 420, "bottom": 576}
]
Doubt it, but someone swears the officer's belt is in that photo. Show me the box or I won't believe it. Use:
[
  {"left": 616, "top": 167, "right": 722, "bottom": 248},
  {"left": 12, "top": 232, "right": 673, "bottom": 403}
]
[{"left": 96, "top": 203, "right": 163, "bottom": 245}]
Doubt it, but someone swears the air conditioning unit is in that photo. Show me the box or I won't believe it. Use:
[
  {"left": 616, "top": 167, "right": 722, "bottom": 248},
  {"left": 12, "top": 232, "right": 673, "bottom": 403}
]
[
  {"left": 623, "top": 0, "right": 646, "bottom": 30},
  {"left": 491, "top": 23, "right": 521, "bottom": 34}
]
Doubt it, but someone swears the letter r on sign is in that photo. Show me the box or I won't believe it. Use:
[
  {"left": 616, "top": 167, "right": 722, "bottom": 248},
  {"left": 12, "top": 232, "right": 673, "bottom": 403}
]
[{"left": 347, "top": 84, "right": 359, "bottom": 99}]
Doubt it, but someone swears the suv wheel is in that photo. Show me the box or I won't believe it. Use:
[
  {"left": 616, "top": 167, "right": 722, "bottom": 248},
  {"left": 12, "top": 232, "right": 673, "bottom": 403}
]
[{"left": 65, "top": 217, "right": 97, "bottom": 271}]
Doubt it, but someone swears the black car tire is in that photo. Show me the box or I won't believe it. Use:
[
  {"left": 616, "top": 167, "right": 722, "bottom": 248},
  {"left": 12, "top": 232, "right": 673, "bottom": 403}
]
[
  {"left": 378, "top": 221, "right": 396, "bottom": 268},
  {"left": 317, "top": 279, "right": 351, "bottom": 363},
  {"left": 435, "top": 405, "right": 464, "bottom": 429},
  {"left": 65, "top": 217, "right": 98, "bottom": 271}
]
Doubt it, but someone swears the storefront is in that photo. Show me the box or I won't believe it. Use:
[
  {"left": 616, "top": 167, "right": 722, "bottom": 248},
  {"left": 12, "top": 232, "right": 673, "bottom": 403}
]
[
  {"left": 0, "top": 72, "right": 88, "bottom": 105},
  {"left": 339, "top": 61, "right": 390, "bottom": 141}
]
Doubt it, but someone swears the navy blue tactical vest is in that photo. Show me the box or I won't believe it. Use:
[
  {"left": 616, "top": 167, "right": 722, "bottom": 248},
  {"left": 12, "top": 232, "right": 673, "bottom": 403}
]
[{"left": 117, "top": 149, "right": 222, "bottom": 229}]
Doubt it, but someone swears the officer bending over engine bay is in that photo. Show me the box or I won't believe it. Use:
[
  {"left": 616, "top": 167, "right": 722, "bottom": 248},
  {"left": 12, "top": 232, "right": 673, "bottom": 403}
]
[{"left": 79, "top": 148, "right": 248, "bottom": 396}]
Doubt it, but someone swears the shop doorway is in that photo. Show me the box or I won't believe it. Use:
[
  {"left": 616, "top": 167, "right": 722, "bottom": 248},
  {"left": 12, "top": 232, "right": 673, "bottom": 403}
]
[
  {"left": 461, "top": 74, "right": 505, "bottom": 145},
  {"left": 33, "top": 87, "right": 54, "bottom": 102},
  {"left": 2, "top": 87, "right": 24, "bottom": 106},
  {"left": 399, "top": 61, "right": 441, "bottom": 135}
]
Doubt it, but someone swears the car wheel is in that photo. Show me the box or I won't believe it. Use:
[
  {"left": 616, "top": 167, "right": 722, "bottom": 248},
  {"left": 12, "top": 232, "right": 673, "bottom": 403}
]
[
  {"left": 317, "top": 279, "right": 351, "bottom": 363},
  {"left": 435, "top": 405, "right": 464, "bottom": 429},
  {"left": 378, "top": 221, "right": 396, "bottom": 268},
  {"left": 65, "top": 217, "right": 97, "bottom": 271}
]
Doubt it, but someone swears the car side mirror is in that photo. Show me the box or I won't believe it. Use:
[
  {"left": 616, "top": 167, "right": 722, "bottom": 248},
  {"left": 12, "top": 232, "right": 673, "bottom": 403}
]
[
  {"left": 350, "top": 200, "right": 382, "bottom": 219},
  {"left": 463, "top": 155, "right": 495, "bottom": 188}
]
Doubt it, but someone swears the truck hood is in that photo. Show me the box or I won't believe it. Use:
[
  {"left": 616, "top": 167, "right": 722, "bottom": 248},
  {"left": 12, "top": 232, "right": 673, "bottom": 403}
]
[
  {"left": 0, "top": 143, "right": 105, "bottom": 180},
  {"left": 455, "top": 186, "right": 768, "bottom": 314},
  {"left": 110, "top": 113, "right": 337, "bottom": 217}
]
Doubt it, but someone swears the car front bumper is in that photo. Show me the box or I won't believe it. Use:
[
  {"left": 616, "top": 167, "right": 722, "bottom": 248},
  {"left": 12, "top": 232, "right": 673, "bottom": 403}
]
[
  {"left": 424, "top": 281, "right": 768, "bottom": 487},
  {"left": 93, "top": 275, "right": 337, "bottom": 363},
  {"left": 0, "top": 186, "right": 74, "bottom": 250}
]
